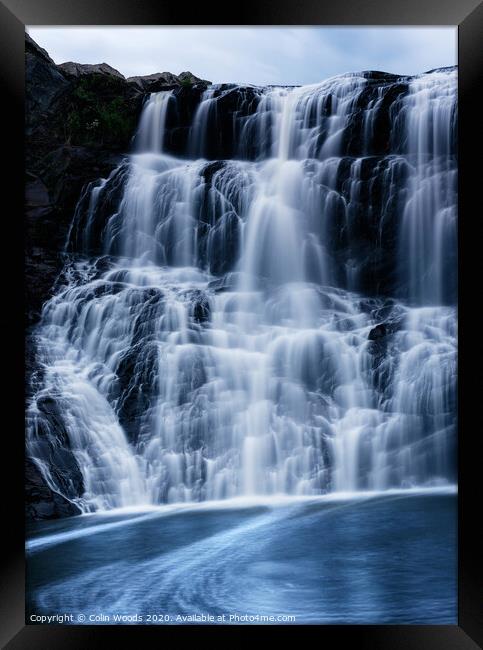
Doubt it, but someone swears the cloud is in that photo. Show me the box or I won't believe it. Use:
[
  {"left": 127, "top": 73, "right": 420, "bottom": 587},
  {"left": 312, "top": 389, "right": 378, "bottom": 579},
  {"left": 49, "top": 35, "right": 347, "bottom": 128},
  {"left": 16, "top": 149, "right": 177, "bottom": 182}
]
[{"left": 27, "top": 26, "right": 456, "bottom": 85}]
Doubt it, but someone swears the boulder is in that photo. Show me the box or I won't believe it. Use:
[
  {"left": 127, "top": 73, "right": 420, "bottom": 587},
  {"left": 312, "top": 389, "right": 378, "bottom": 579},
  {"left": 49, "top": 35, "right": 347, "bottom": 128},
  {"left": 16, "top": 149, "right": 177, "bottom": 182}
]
[
  {"left": 178, "top": 71, "right": 210, "bottom": 85},
  {"left": 58, "top": 61, "right": 125, "bottom": 79},
  {"left": 127, "top": 71, "right": 179, "bottom": 90},
  {"left": 127, "top": 70, "right": 210, "bottom": 92}
]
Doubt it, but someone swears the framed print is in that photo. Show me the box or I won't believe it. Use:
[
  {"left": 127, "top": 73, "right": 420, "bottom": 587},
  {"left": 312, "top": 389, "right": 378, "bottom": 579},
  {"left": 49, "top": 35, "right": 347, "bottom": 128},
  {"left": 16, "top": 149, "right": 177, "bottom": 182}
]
[{"left": 0, "top": 0, "right": 481, "bottom": 647}]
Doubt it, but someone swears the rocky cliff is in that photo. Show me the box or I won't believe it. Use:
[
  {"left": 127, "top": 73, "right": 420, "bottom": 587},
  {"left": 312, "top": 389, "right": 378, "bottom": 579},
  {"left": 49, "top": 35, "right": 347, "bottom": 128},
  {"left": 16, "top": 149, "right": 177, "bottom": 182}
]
[
  {"left": 25, "top": 33, "right": 209, "bottom": 518},
  {"left": 26, "top": 33, "right": 209, "bottom": 326}
]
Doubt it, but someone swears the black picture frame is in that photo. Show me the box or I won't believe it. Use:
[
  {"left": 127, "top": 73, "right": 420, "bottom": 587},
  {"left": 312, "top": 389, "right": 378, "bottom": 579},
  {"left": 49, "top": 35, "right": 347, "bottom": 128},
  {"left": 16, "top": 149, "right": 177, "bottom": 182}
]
[{"left": 1, "top": 0, "right": 481, "bottom": 647}]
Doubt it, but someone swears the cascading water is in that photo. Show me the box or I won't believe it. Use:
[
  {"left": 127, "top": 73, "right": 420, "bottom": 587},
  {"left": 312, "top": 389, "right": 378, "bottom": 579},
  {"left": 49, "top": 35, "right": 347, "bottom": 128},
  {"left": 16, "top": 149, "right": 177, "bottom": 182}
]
[
  {"left": 27, "top": 69, "right": 457, "bottom": 512},
  {"left": 399, "top": 72, "right": 457, "bottom": 305},
  {"left": 135, "top": 91, "right": 173, "bottom": 154}
]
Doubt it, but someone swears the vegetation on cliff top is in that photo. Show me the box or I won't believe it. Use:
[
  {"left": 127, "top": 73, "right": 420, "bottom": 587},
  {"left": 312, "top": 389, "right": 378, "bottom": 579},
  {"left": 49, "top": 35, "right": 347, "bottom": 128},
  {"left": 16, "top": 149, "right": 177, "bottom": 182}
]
[{"left": 65, "top": 75, "right": 138, "bottom": 148}]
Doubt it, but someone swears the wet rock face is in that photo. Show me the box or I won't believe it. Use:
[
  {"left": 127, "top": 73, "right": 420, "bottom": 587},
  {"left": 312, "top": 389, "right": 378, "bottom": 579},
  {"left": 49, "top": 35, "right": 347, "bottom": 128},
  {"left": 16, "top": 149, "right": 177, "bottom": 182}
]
[
  {"left": 160, "top": 75, "right": 409, "bottom": 162},
  {"left": 66, "top": 158, "right": 131, "bottom": 257},
  {"left": 163, "top": 85, "right": 262, "bottom": 159},
  {"left": 116, "top": 339, "right": 161, "bottom": 443},
  {"left": 25, "top": 459, "right": 81, "bottom": 520},
  {"left": 343, "top": 77, "right": 408, "bottom": 156},
  {"left": 162, "top": 84, "right": 211, "bottom": 155},
  {"left": 186, "top": 289, "right": 211, "bottom": 324},
  {"left": 326, "top": 154, "right": 409, "bottom": 297},
  {"left": 33, "top": 395, "right": 86, "bottom": 499},
  {"left": 366, "top": 306, "right": 405, "bottom": 393}
]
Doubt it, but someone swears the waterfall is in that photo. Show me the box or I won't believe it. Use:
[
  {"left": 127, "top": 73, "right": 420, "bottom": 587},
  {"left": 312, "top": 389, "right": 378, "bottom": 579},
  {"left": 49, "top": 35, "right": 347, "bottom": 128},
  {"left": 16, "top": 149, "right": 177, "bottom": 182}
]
[
  {"left": 27, "top": 69, "right": 457, "bottom": 512},
  {"left": 399, "top": 72, "right": 457, "bottom": 305},
  {"left": 135, "top": 91, "right": 173, "bottom": 154}
]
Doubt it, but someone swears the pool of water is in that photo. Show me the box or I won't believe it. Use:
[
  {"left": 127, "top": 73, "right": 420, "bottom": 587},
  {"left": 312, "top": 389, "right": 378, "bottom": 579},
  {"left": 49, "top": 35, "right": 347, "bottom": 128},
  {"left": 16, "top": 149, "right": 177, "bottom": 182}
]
[{"left": 26, "top": 490, "right": 457, "bottom": 624}]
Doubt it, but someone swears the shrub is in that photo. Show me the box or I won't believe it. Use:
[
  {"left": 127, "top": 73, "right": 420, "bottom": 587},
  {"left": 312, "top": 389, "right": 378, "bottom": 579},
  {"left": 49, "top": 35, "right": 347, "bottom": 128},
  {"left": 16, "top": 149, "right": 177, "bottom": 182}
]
[{"left": 64, "top": 76, "right": 136, "bottom": 148}]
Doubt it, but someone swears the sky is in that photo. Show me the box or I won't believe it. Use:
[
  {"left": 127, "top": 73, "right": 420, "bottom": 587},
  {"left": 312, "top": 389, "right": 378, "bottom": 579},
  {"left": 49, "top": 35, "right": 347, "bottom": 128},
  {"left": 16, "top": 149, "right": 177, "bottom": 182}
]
[{"left": 27, "top": 27, "right": 457, "bottom": 86}]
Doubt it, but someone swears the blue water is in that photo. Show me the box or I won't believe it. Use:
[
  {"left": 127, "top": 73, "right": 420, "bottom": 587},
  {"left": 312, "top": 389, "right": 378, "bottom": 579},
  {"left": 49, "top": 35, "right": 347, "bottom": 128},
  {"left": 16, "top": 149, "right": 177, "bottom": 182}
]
[{"left": 26, "top": 491, "right": 456, "bottom": 624}]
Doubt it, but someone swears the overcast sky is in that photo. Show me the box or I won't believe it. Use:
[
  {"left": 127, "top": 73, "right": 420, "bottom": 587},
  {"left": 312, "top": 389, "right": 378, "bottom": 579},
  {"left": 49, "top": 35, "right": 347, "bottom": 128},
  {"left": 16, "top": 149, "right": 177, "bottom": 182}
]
[{"left": 27, "top": 27, "right": 456, "bottom": 85}]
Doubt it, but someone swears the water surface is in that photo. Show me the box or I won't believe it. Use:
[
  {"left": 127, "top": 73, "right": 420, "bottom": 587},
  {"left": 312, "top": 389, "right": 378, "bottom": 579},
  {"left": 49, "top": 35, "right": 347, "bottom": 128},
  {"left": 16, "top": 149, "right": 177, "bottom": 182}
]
[{"left": 27, "top": 490, "right": 456, "bottom": 624}]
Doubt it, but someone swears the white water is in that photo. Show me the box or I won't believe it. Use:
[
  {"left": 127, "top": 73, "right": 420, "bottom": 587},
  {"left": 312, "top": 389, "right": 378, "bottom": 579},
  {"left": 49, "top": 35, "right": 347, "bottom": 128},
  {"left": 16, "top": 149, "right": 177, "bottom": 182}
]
[
  {"left": 27, "top": 71, "right": 457, "bottom": 512},
  {"left": 399, "top": 72, "right": 457, "bottom": 304},
  {"left": 135, "top": 91, "right": 173, "bottom": 154}
]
